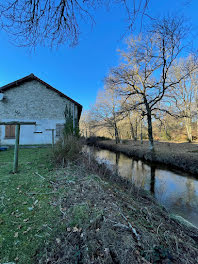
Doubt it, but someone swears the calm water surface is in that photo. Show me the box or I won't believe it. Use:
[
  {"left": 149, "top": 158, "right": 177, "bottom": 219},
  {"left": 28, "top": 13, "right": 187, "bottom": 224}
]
[{"left": 83, "top": 146, "right": 198, "bottom": 227}]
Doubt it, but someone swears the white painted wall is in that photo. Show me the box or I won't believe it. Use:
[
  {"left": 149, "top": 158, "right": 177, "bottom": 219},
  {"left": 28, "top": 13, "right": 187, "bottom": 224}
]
[{"left": 0, "top": 118, "right": 65, "bottom": 145}]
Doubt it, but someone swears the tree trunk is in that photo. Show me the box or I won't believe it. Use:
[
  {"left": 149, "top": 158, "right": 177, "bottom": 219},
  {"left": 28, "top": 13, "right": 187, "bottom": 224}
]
[
  {"left": 140, "top": 118, "right": 143, "bottom": 144},
  {"left": 185, "top": 117, "right": 192, "bottom": 142},
  {"left": 146, "top": 109, "right": 154, "bottom": 151},
  {"left": 134, "top": 117, "right": 138, "bottom": 141},
  {"left": 130, "top": 122, "right": 135, "bottom": 140},
  {"left": 144, "top": 98, "right": 154, "bottom": 150},
  {"left": 114, "top": 122, "right": 120, "bottom": 144},
  {"left": 128, "top": 113, "right": 136, "bottom": 140}
]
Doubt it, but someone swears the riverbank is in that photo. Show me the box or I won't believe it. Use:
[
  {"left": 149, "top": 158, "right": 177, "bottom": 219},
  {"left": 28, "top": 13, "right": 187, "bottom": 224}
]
[
  {"left": 87, "top": 139, "right": 198, "bottom": 175},
  {"left": 1, "top": 147, "right": 198, "bottom": 263},
  {"left": 37, "top": 153, "right": 198, "bottom": 264}
]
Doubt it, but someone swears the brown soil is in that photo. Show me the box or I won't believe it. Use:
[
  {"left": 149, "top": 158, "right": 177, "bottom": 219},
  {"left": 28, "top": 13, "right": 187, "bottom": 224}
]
[
  {"left": 88, "top": 139, "right": 198, "bottom": 175},
  {"left": 37, "top": 154, "right": 198, "bottom": 264}
]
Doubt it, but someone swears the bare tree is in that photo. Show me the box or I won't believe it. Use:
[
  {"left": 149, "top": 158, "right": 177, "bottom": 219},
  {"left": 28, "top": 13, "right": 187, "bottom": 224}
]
[
  {"left": 120, "top": 97, "right": 143, "bottom": 141},
  {"left": 170, "top": 56, "right": 198, "bottom": 142},
  {"left": 107, "top": 16, "right": 194, "bottom": 150},
  {"left": 0, "top": 0, "right": 150, "bottom": 47},
  {"left": 91, "top": 86, "right": 122, "bottom": 143},
  {"left": 196, "top": 86, "right": 198, "bottom": 139},
  {"left": 79, "top": 110, "right": 93, "bottom": 138}
]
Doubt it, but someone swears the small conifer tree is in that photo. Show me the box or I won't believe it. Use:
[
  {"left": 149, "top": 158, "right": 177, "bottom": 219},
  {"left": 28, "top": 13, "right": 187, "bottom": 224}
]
[{"left": 64, "top": 104, "right": 80, "bottom": 137}]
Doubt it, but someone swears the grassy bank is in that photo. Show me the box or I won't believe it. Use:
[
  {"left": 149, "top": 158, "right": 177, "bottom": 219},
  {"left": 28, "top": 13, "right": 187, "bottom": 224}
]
[
  {"left": 1, "top": 146, "right": 198, "bottom": 263},
  {"left": 0, "top": 148, "right": 64, "bottom": 263},
  {"left": 87, "top": 139, "right": 198, "bottom": 175}
]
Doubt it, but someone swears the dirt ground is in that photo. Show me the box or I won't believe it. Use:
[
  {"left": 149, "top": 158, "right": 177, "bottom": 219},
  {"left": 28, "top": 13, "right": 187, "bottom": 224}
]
[
  {"left": 37, "top": 154, "right": 198, "bottom": 264},
  {"left": 87, "top": 139, "right": 198, "bottom": 175}
]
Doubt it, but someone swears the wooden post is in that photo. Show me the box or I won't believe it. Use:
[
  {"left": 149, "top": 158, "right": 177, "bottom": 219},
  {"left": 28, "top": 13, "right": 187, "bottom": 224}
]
[
  {"left": 0, "top": 122, "right": 36, "bottom": 174},
  {"left": 46, "top": 128, "right": 55, "bottom": 148},
  {"left": 13, "top": 124, "right": 20, "bottom": 173}
]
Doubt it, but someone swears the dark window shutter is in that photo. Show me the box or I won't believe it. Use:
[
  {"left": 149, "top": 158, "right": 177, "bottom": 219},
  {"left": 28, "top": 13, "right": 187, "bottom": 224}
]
[
  {"left": 5, "top": 125, "right": 15, "bottom": 138},
  {"left": 11, "top": 125, "right": 15, "bottom": 138},
  {"left": 5, "top": 125, "right": 10, "bottom": 138}
]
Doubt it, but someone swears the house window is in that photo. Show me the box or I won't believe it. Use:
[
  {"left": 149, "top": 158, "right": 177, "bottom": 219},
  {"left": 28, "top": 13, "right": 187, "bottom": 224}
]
[
  {"left": 56, "top": 124, "right": 64, "bottom": 137},
  {"left": 5, "top": 125, "right": 16, "bottom": 139}
]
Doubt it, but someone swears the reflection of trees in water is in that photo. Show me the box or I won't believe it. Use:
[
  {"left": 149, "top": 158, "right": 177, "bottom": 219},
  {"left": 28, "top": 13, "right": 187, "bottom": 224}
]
[
  {"left": 164, "top": 177, "right": 198, "bottom": 211},
  {"left": 115, "top": 152, "right": 120, "bottom": 175},
  {"left": 161, "top": 177, "right": 198, "bottom": 218},
  {"left": 150, "top": 165, "right": 156, "bottom": 194},
  {"left": 132, "top": 162, "right": 156, "bottom": 195},
  {"left": 185, "top": 178, "right": 198, "bottom": 208},
  {"left": 131, "top": 159, "right": 134, "bottom": 182},
  {"left": 117, "top": 154, "right": 135, "bottom": 179},
  {"left": 95, "top": 148, "right": 198, "bottom": 209},
  {"left": 115, "top": 152, "right": 119, "bottom": 165},
  {"left": 96, "top": 149, "right": 116, "bottom": 166},
  {"left": 91, "top": 147, "right": 198, "bottom": 226},
  {"left": 131, "top": 160, "right": 148, "bottom": 188},
  {"left": 140, "top": 162, "right": 147, "bottom": 188}
]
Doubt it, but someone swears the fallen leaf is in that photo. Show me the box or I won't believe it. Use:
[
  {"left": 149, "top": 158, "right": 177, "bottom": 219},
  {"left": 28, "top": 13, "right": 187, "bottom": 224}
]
[
  {"left": 14, "top": 232, "right": 19, "bottom": 238},
  {"left": 56, "top": 238, "right": 61, "bottom": 244},
  {"left": 73, "top": 227, "right": 79, "bottom": 232},
  {"left": 34, "top": 200, "right": 38, "bottom": 205},
  {"left": 23, "top": 227, "right": 31, "bottom": 234},
  {"left": 104, "top": 248, "right": 110, "bottom": 254},
  {"left": 135, "top": 250, "right": 140, "bottom": 255}
]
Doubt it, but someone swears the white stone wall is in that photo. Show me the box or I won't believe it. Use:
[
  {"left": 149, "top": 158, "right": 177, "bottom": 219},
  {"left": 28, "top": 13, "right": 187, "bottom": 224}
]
[
  {"left": 0, "top": 118, "right": 65, "bottom": 145},
  {"left": 0, "top": 80, "right": 79, "bottom": 145}
]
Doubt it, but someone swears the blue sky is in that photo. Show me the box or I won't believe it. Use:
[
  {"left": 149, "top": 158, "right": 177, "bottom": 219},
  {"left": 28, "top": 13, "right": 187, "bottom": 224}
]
[{"left": 0, "top": 0, "right": 198, "bottom": 111}]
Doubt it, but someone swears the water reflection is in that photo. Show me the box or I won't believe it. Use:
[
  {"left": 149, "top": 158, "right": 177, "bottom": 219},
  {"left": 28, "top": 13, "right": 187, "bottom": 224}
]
[
  {"left": 84, "top": 146, "right": 198, "bottom": 227},
  {"left": 150, "top": 165, "right": 156, "bottom": 194}
]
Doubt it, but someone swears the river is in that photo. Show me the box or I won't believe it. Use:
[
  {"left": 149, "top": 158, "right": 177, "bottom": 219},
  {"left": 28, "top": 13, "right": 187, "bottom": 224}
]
[{"left": 83, "top": 145, "right": 198, "bottom": 227}]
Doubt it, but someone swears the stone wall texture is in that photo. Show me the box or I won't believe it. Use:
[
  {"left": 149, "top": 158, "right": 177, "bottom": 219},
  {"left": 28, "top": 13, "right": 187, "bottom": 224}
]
[
  {"left": 0, "top": 80, "right": 78, "bottom": 120},
  {"left": 0, "top": 80, "right": 79, "bottom": 145}
]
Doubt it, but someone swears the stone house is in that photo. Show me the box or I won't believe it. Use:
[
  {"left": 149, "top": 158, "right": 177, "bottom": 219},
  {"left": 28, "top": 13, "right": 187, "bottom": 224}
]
[{"left": 0, "top": 74, "right": 82, "bottom": 145}]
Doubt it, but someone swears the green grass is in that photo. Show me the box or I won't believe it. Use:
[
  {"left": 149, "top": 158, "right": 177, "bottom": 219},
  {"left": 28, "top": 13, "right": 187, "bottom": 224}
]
[
  {"left": 69, "top": 203, "right": 91, "bottom": 228},
  {"left": 0, "top": 147, "right": 62, "bottom": 264}
]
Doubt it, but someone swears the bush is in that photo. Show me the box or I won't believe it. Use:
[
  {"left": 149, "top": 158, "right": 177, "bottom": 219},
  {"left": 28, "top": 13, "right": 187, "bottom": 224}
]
[{"left": 52, "top": 134, "right": 82, "bottom": 165}]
